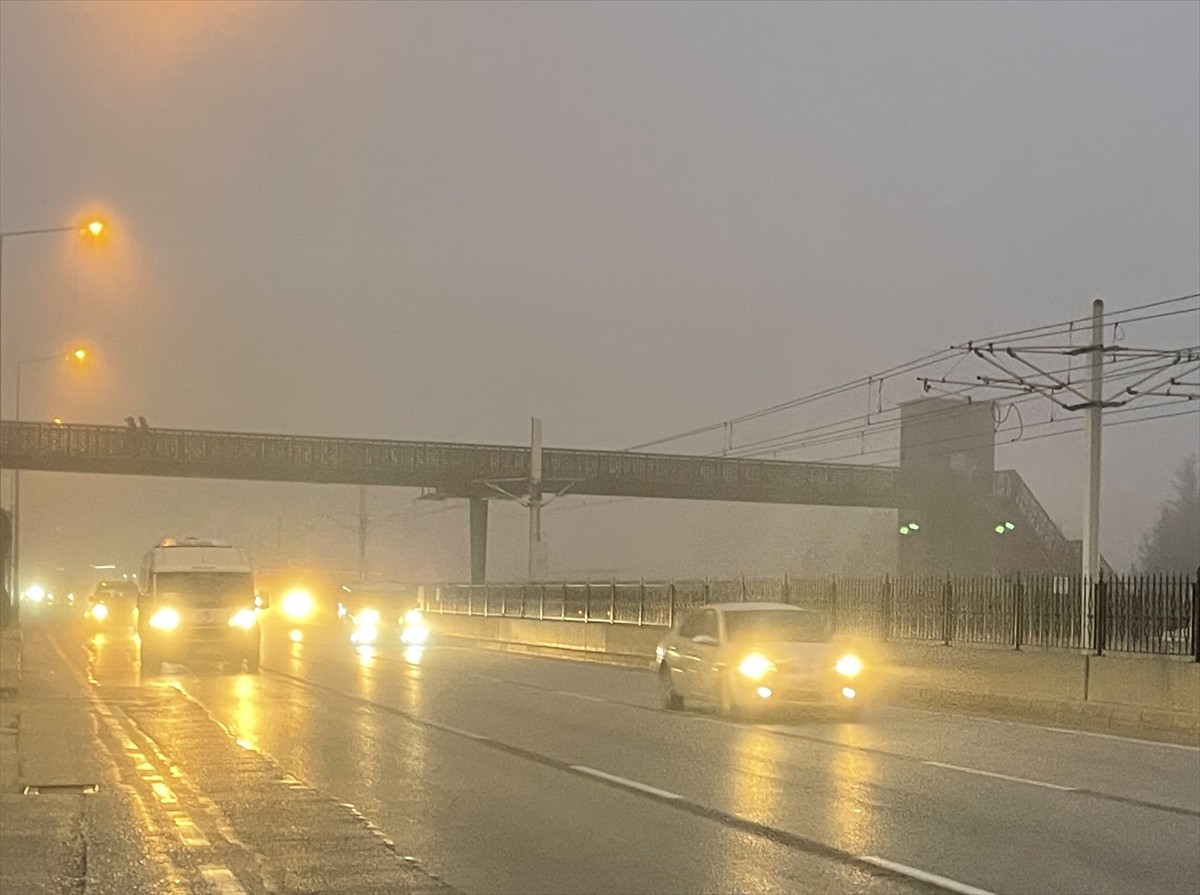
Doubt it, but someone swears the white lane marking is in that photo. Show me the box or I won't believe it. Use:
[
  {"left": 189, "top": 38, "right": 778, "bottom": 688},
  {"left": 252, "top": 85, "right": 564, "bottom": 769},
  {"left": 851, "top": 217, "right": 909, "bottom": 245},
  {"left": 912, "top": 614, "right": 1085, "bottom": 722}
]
[
  {"left": 923, "top": 760, "right": 1075, "bottom": 791},
  {"left": 1035, "top": 724, "right": 1200, "bottom": 752},
  {"left": 570, "top": 765, "right": 682, "bottom": 800},
  {"left": 903, "top": 706, "right": 1200, "bottom": 752},
  {"left": 200, "top": 865, "right": 248, "bottom": 895},
  {"left": 861, "top": 856, "right": 996, "bottom": 895},
  {"left": 438, "top": 724, "right": 490, "bottom": 741}
]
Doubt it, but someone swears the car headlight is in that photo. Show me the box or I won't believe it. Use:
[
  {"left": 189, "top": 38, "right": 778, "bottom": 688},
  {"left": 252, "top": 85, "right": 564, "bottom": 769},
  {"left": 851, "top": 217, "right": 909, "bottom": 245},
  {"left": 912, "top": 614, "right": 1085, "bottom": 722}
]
[
  {"left": 281, "top": 588, "right": 316, "bottom": 621},
  {"left": 148, "top": 607, "right": 181, "bottom": 631},
  {"left": 401, "top": 623, "right": 429, "bottom": 645},
  {"left": 24, "top": 585, "right": 46, "bottom": 603},
  {"left": 738, "top": 653, "right": 775, "bottom": 680},
  {"left": 357, "top": 608, "right": 381, "bottom": 627},
  {"left": 91, "top": 602, "right": 109, "bottom": 621},
  {"left": 351, "top": 625, "right": 378, "bottom": 645},
  {"left": 835, "top": 654, "right": 863, "bottom": 677},
  {"left": 228, "top": 608, "right": 258, "bottom": 630},
  {"left": 404, "top": 609, "right": 423, "bottom": 626}
]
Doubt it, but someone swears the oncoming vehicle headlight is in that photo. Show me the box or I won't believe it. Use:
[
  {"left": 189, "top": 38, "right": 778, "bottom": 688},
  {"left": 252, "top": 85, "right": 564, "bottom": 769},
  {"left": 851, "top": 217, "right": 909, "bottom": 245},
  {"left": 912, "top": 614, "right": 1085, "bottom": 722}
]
[
  {"left": 91, "top": 602, "right": 109, "bottom": 622},
  {"left": 401, "top": 623, "right": 429, "bottom": 645},
  {"left": 834, "top": 654, "right": 863, "bottom": 677},
  {"left": 24, "top": 585, "right": 46, "bottom": 603},
  {"left": 148, "top": 607, "right": 181, "bottom": 632},
  {"left": 281, "top": 588, "right": 316, "bottom": 621},
  {"left": 351, "top": 625, "right": 378, "bottom": 645},
  {"left": 738, "top": 653, "right": 775, "bottom": 680},
  {"left": 357, "top": 608, "right": 381, "bottom": 627},
  {"left": 404, "top": 609, "right": 423, "bottom": 626},
  {"left": 228, "top": 608, "right": 258, "bottom": 630}
]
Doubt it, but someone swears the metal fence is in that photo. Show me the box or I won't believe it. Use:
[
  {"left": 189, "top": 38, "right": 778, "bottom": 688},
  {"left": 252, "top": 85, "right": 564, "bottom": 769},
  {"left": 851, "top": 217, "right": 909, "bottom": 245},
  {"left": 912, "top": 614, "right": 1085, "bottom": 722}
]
[{"left": 423, "top": 570, "right": 1199, "bottom": 659}]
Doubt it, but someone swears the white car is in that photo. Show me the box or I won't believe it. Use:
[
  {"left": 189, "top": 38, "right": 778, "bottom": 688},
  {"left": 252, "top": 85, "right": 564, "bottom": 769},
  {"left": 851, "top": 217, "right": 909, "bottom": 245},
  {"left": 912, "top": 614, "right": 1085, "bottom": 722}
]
[{"left": 653, "top": 602, "right": 871, "bottom": 719}]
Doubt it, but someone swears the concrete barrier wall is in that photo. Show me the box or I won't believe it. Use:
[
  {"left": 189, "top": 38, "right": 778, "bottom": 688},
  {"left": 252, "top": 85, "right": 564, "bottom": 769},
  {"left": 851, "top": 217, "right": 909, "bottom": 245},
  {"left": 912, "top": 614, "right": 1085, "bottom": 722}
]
[
  {"left": 1088, "top": 653, "right": 1200, "bottom": 714},
  {"left": 427, "top": 613, "right": 1199, "bottom": 732},
  {"left": 879, "top": 640, "right": 1090, "bottom": 703}
]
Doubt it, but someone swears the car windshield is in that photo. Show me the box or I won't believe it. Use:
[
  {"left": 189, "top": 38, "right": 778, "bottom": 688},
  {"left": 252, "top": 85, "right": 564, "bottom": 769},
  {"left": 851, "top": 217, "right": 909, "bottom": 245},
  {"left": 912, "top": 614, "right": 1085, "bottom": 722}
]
[
  {"left": 155, "top": 572, "right": 254, "bottom": 604},
  {"left": 724, "top": 610, "right": 831, "bottom": 644}
]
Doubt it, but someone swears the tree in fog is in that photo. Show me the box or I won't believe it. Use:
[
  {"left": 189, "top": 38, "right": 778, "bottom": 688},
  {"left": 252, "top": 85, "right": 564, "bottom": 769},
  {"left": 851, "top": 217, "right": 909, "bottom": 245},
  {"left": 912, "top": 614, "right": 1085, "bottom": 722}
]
[{"left": 1137, "top": 455, "right": 1200, "bottom": 573}]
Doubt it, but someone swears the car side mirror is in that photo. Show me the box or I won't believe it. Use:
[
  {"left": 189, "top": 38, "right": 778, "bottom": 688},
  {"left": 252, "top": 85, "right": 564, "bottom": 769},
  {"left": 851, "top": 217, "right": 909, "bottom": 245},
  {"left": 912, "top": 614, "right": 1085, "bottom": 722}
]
[
  {"left": 692, "top": 634, "right": 717, "bottom": 646},
  {"left": 255, "top": 591, "right": 271, "bottom": 609}
]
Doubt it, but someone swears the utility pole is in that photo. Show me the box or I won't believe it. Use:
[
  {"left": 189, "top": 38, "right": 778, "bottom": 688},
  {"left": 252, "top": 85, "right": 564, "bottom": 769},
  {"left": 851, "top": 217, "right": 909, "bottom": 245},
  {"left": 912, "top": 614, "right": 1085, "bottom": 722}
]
[
  {"left": 358, "top": 485, "right": 368, "bottom": 584},
  {"left": 920, "top": 295, "right": 1198, "bottom": 641},
  {"left": 528, "top": 417, "right": 544, "bottom": 581},
  {"left": 1082, "top": 299, "right": 1104, "bottom": 643}
]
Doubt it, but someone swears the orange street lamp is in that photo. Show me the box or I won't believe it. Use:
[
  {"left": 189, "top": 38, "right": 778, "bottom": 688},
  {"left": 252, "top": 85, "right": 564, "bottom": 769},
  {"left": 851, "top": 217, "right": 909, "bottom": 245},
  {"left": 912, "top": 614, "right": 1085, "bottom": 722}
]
[
  {"left": 11, "top": 347, "right": 96, "bottom": 626},
  {"left": 0, "top": 214, "right": 109, "bottom": 628}
]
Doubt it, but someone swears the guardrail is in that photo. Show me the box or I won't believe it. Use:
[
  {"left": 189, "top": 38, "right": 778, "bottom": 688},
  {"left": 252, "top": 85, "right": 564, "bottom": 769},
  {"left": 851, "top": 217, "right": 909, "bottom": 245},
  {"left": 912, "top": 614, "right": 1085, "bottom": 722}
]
[{"left": 424, "top": 570, "right": 1200, "bottom": 659}]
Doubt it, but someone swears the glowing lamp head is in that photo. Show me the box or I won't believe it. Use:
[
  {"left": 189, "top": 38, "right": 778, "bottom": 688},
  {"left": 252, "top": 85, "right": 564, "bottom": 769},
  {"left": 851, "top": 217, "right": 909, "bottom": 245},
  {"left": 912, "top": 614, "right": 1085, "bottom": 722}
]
[
  {"left": 91, "top": 602, "right": 109, "bottom": 621},
  {"left": 83, "top": 218, "right": 105, "bottom": 238}
]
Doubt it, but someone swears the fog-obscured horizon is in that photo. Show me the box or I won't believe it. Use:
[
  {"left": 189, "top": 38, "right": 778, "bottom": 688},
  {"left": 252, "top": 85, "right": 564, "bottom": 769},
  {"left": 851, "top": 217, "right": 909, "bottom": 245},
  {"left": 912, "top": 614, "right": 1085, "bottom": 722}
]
[{"left": 2, "top": 1, "right": 1197, "bottom": 584}]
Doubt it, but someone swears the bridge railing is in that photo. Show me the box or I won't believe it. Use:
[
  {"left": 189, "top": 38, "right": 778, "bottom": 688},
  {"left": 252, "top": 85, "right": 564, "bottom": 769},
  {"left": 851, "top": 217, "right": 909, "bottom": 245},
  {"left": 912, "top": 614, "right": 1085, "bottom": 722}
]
[
  {"left": 993, "top": 469, "right": 1076, "bottom": 566},
  {"left": 425, "top": 570, "right": 1200, "bottom": 659},
  {"left": 2, "top": 420, "right": 902, "bottom": 504}
]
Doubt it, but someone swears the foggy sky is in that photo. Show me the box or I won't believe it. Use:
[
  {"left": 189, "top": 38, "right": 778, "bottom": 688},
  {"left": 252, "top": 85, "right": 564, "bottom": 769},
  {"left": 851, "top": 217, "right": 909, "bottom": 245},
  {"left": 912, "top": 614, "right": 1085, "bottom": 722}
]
[{"left": 1, "top": 0, "right": 1197, "bottom": 581}]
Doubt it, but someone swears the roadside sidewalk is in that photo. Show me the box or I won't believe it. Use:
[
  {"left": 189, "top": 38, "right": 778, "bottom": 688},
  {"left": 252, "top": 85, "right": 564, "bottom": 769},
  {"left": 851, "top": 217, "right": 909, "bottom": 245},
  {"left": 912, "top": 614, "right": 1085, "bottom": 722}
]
[
  {"left": 1, "top": 624, "right": 458, "bottom": 894},
  {"left": 0, "top": 623, "right": 186, "bottom": 894}
]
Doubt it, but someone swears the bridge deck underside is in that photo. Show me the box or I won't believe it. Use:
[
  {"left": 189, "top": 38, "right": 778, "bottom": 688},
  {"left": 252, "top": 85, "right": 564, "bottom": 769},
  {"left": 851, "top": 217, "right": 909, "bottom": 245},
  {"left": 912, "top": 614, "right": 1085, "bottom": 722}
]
[{"left": 1, "top": 421, "right": 901, "bottom": 509}]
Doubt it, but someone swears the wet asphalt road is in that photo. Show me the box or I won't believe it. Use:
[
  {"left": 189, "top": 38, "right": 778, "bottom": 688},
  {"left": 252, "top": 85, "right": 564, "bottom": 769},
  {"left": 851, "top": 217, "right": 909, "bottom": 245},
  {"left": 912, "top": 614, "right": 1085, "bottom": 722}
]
[{"left": 58, "top": 613, "right": 1200, "bottom": 895}]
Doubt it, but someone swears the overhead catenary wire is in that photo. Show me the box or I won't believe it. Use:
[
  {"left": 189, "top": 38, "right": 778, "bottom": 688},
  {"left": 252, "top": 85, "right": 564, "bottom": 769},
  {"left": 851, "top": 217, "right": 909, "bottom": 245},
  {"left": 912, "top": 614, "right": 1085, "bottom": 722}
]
[
  {"left": 490, "top": 403, "right": 1199, "bottom": 525},
  {"left": 963, "top": 292, "right": 1199, "bottom": 347},
  {"left": 625, "top": 292, "right": 1198, "bottom": 456},
  {"left": 726, "top": 356, "right": 1187, "bottom": 461}
]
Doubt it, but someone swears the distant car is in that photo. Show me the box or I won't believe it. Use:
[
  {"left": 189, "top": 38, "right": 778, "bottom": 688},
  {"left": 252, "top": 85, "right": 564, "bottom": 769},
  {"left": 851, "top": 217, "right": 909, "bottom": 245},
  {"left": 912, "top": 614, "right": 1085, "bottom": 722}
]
[
  {"left": 653, "top": 602, "right": 872, "bottom": 719},
  {"left": 85, "top": 581, "right": 138, "bottom": 628},
  {"left": 338, "top": 582, "right": 429, "bottom": 647}
]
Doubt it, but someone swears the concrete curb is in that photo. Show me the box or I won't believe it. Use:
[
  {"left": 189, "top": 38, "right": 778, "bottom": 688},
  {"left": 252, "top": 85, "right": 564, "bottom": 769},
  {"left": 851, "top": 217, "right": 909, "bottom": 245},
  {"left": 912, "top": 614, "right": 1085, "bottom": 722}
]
[{"left": 0, "top": 628, "right": 21, "bottom": 695}]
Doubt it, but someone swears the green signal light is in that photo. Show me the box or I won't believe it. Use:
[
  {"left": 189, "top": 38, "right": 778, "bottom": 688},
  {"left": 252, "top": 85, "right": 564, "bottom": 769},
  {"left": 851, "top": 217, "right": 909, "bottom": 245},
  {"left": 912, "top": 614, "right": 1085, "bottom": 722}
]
[
  {"left": 899, "top": 526, "right": 910, "bottom": 535},
  {"left": 995, "top": 525, "right": 1006, "bottom": 534},
  {"left": 1005, "top": 521, "right": 1015, "bottom": 530},
  {"left": 909, "top": 523, "right": 920, "bottom": 531}
]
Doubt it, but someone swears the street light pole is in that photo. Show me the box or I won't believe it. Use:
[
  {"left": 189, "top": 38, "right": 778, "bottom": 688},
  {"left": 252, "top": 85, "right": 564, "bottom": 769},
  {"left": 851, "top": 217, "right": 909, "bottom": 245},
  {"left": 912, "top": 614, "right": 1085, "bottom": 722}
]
[
  {"left": 11, "top": 354, "right": 58, "bottom": 625},
  {"left": 0, "top": 219, "right": 105, "bottom": 626}
]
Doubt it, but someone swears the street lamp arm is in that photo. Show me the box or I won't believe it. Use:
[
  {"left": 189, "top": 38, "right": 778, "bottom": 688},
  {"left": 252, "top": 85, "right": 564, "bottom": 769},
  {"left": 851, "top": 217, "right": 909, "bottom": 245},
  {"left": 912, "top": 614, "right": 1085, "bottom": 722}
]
[
  {"left": 16, "top": 355, "right": 59, "bottom": 368},
  {"left": 0, "top": 226, "right": 76, "bottom": 239}
]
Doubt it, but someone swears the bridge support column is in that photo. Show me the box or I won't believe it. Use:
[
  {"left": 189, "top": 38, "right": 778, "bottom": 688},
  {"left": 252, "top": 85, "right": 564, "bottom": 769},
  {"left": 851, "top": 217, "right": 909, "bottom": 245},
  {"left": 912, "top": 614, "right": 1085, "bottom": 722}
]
[{"left": 469, "top": 497, "right": 488, "bottom": 585}]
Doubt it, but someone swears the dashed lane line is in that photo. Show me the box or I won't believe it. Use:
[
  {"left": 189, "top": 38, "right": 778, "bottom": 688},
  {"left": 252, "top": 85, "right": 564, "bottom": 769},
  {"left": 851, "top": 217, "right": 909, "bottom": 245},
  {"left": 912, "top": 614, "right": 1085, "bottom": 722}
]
[
  {"left": 570, "top": 765, "right": 682, "bottom": 800},
  {"left": 861, "top": 857, "right": 996, "bottom": 895},
  {"left": 262, "top": 666, "right": 988, "bottom": 895},
  {"left": 921, "top": 761, "right": 1077, "bottom": 792},
  {"left": 200, "top": 865, "right": 249, "bottom": 895},
  {"left": 49, "top": 634, "right": 251, "bottom": 895},
  {"left": 341, "top": 651, "right": 1200, "bottom": 815}
]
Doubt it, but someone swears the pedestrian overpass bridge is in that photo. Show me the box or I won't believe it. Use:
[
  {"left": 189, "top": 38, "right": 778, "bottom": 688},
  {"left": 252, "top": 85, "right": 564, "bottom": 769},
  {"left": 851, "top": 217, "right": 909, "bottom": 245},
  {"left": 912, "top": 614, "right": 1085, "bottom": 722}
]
[{"left": 0, "top": 412, "right": 1077, "bottom": 581}]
